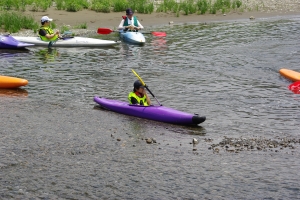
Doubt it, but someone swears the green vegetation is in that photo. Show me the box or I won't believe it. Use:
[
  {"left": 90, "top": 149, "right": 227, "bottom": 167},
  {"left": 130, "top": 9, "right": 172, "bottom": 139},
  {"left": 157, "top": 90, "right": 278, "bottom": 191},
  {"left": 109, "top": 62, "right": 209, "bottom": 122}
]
[
  {"left": 0, "top": 12, "right": 39, "bottom": 33},
  {"left": 0, "top": 0, "right": 242, "bottom": 15},
  {"left": 157, "top": 0, "right": 242, "bottom": 15},
  {"left": 0, "top": 0, "right": 52, "bottom": 12},
  {"left": 73, "top": 22, "right": 87, "bottom": 29},
  {"left": 91, "top": 0, "right": 111, "bottom": 13},
  {"left": 0, "top": 12, "right": 88, "bottom": 33}
]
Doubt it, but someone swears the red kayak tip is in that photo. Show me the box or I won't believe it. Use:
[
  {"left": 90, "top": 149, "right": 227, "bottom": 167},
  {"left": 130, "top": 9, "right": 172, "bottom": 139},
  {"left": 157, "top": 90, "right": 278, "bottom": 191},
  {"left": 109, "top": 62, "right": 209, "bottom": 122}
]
[{"left": 288, "top": 81, "right": 300, "bottom": 94}]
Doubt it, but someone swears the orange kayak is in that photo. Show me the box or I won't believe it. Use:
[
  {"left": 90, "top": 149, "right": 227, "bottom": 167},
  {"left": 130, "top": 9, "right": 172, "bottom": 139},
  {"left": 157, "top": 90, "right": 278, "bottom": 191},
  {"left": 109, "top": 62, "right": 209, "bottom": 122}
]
[
  {"left": 279, "top": 69, "right": 300, "bottom": 82},
  {"left": 0, "top": 75, "right": 28, "bottom": 89}
]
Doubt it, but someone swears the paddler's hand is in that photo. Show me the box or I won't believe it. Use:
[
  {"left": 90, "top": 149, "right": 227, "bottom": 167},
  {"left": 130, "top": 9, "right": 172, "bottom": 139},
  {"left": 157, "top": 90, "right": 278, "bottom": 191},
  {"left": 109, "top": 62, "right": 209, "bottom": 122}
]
[
  {"left": 141, "top": 88, "right": 147, "bottom": 95},
  {"left": 128, "top": 25, "right": 135, "bottom": 31}
]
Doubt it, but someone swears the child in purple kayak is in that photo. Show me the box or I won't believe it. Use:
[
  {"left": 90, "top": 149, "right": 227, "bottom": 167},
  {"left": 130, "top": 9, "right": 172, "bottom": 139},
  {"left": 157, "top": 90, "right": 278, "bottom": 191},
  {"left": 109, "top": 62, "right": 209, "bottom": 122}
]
[{"left": 128, "top": 80, "right": 151, "bottom": 106}]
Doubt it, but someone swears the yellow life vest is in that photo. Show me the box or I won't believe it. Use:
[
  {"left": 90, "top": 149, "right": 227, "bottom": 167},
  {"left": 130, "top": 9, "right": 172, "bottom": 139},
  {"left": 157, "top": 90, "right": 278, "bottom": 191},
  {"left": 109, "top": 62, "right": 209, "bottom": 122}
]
[
  {"left": 39, "top": 26, "right": 58, "bottom": 41},
  {"left": 128, "top": 92, "right": 149, "bottom": 106}
]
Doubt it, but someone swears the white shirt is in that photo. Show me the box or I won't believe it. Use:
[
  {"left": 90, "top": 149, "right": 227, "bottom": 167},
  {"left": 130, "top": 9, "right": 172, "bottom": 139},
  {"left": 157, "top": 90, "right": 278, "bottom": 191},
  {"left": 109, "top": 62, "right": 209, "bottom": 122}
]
[{"left": 118, "top": 17, "right": 144, "bottom": 30}]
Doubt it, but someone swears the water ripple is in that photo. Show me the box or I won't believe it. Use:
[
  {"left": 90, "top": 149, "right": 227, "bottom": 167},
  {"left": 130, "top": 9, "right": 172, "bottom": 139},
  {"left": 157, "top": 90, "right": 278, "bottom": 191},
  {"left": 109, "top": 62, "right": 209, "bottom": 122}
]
[{"left": 1, "top": 16, "right": 300, "bottom": 199}]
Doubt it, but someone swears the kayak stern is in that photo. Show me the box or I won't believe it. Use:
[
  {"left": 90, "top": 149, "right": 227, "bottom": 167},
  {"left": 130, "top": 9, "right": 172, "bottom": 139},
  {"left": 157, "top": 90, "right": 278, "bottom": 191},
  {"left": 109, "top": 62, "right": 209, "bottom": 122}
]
[{"left": 0, "top": 35, "right": 34, "bottom": 49}]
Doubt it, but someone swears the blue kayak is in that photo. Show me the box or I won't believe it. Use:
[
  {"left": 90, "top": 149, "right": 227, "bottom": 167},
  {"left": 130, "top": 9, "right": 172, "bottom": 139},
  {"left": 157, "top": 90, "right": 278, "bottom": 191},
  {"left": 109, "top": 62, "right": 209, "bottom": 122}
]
[{"left": 119, "top": 30, "right": 145, "bottom": 45}]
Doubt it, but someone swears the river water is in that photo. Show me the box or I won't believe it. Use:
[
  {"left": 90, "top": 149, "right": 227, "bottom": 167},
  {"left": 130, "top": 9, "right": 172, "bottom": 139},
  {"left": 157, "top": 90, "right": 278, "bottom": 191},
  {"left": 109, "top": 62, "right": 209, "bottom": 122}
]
[{"left": 1, "top": 15, "right": 300, "bottom": 199}]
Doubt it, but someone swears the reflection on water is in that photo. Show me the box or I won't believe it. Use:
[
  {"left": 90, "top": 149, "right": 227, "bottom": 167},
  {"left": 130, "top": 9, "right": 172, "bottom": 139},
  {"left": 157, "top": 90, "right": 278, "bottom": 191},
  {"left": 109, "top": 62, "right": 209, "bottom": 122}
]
[
  {"left": 0, "top": 88, "right": 28, "bottom": 97},
  {"left": 0, "top": 48, "right": 30, "bottom": 55},
  {"left": 119, "top": 43, "right": 143, "bottom": 57},
  {"left": 36, "top": 48, "right": 60, "bottom": 63},
  {"left": 151, "top": 36, "right": 168, "bottom": 52}
]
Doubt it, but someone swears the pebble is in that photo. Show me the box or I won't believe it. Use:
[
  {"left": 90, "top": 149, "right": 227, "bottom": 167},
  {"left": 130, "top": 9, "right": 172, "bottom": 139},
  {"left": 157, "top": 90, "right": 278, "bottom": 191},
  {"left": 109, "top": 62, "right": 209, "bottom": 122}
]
[
  {"left": 152, "top": 138, "right": 157, "bottom": 143},
  {"left": 146, "top": 138, "right": 152, "bottom": 144},
  {"left": 192, "top": 138, "right": 198, "bottom": 144}
]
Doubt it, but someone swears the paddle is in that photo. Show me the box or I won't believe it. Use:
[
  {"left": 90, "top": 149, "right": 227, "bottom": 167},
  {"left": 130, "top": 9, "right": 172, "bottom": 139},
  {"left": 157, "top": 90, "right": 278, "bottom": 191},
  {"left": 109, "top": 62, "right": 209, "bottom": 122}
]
[
  {"left": 131, "top": 69, "right": 162, "bottom": 106},
  {"left": 97, "top": 28, "right": 166, "bottom": 37},
  {"left": 288, "top": 81, "right": 300, "bottom": 94}
]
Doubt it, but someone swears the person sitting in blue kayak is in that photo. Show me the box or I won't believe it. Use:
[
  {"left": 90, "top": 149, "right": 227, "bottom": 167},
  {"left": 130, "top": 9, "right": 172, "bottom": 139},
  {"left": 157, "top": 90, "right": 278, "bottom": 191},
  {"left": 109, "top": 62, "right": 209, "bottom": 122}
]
[
  {"left": 118, "top": 8, "right": 144, "bottom": 32},
  {"left": 38, "top": 16, "right": 61, "bottom": 42},
  {"left": 128, "top": 80, "right": 151, "bottom": 106}
]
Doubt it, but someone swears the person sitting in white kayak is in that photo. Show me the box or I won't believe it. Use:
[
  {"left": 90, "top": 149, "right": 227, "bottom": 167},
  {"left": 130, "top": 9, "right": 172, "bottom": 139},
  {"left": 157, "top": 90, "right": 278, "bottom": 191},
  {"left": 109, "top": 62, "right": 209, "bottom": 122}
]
[
  {"left": 128, "top": 80, "right": 151, "bottom": 106},
  {"left": 38, "top": 16, "right": 61, "bottom": 42},
  {"left": 118, "top": 8, "right": 144, "bottom": 32}
]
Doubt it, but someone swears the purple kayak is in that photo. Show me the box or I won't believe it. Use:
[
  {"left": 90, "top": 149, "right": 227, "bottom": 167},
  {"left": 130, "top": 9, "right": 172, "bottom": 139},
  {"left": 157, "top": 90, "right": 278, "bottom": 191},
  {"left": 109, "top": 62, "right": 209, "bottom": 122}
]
[
  {"left": 0, "top": 35, "right": 34, "bottom": 49},
  {"left": 94, "top": 96, "right": 206, "bottom": 125}
]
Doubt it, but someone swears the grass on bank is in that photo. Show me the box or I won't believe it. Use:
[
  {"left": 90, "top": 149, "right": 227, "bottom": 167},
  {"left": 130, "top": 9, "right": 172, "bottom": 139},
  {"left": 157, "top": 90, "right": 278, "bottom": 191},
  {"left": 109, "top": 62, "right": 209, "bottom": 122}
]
[
  {"left": 0, "top": 0, "right": 243, "bottom": 15},
  {"left": 0, "top": 12, "right": 39, "bottom": 33},
  {"left": 0, "top": 12, "right": 87, "bottom": 34}
]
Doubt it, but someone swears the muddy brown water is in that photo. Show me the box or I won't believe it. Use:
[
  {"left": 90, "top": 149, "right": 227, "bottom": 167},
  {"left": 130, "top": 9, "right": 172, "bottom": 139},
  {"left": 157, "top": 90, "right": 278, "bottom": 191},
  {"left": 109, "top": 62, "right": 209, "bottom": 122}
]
[{"left": 1, "top": 15, "right": 300, "bottom": 199}]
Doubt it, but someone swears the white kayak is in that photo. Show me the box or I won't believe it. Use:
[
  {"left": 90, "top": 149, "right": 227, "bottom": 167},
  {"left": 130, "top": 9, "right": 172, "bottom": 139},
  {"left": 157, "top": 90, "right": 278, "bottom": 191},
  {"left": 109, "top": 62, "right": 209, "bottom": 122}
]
[
  {"left": 13, "top": 36, "right": 119, "bottom": 47},
  {"left": 119, "top": 31, "right": 145, "bottom": 45}
]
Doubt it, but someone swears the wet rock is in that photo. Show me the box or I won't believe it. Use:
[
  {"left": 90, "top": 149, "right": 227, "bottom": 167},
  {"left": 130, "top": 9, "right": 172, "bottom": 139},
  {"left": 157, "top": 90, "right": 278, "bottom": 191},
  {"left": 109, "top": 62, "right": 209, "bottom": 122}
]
[
  {"left": 192, "top": 138, "right": 198, "bottom": 145},
  {"left": 146, "top": 138, "right": 152, "bottom": 144},
  {"left": 204, "top": 138, "right": 213, "bottom": 142},
  {"left": 209, "top": 136, "right": 299, "bottom": 153},
  {"left": 213, "top": 148, "right": 219, "bottom": 153},
  {"left": 257, "top": 146, "right": 262, "bottom": 151},
  {"left": 226, "top": 147, "right": 235, "bottom": 152},
  {"left": 250, "top": 16, "right": 255, "bottom": 20}
]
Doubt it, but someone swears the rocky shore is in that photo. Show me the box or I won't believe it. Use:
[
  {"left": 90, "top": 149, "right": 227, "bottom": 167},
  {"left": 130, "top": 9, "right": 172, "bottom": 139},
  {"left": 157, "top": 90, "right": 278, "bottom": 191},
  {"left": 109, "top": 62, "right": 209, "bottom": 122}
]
[
  {"left": 111, "top": 134, "right": 299, "bottom": 155},
  {"left": 205, "top": 136, "right": 299, "bottom": 154}
]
